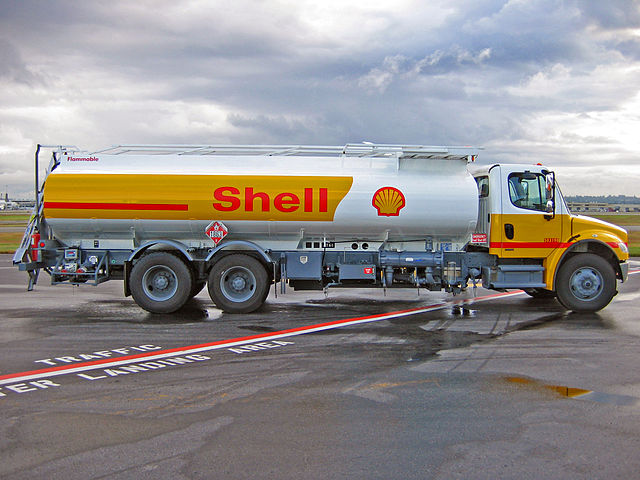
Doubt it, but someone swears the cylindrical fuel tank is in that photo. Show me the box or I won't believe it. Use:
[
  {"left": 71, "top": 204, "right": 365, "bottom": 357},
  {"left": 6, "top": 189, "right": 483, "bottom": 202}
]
[{"left": 42, "top": 152, "right": 479, "bottom": 248}]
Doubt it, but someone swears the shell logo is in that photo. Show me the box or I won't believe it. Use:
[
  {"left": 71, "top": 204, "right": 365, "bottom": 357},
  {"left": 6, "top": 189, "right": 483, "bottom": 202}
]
[{"left": 372, "top": 186, "right": 406, "bottom": 217}]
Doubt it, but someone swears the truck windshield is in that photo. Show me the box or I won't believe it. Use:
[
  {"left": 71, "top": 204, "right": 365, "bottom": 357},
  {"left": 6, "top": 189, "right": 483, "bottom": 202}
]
[{"left": 508, "top": 172, "right": 551, "bottom": 212}]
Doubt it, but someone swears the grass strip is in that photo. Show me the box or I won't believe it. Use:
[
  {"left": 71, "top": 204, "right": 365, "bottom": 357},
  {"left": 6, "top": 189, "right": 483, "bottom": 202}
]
[
  {"left": 628, "top": 231, "right": 640, "bottom": 257},
  {"left": 590, "top": 214, "right": 640, "bottom": 226},
  {"left": 0, "top": 232, "right": 22, "bottom": 254}
]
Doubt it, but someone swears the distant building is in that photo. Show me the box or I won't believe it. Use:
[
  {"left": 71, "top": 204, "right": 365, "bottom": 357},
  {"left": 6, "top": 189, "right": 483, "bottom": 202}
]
[
  {"left": 0, "top": 191, "right": 26, "bottom": 210},
  {"left": 567, "top": 202, "right": 640, "bottom": 213}
]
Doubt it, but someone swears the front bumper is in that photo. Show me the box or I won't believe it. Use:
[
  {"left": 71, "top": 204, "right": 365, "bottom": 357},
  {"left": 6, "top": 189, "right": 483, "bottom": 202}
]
[{"left": 620, "top": 261, "right": 629, "bottom": 282}]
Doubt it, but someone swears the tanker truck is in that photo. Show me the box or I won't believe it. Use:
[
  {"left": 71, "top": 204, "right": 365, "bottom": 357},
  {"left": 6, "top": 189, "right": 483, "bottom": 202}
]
[{"left": 13, "top": 143, "right": 629, "bottom": 314}]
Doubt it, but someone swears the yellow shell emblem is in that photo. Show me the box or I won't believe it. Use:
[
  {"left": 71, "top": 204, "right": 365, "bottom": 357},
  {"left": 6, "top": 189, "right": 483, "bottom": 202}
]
[{"left": 372, "top": 186, "right": 406, "bottom": 216}]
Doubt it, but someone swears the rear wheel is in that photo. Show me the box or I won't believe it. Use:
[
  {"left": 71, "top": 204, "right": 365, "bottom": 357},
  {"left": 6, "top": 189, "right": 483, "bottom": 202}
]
[
  {"left": 555, "top": 254, "right": 616, "bottom": 313},
  {"left": 208, "top": 254, "right": 269, "bottom": 313},
  {"left": 130, "top": 252, "right": 193, "bottom": 314}
]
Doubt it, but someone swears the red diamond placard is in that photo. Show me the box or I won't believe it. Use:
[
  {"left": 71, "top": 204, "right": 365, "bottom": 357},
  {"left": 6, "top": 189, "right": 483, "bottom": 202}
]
[{"left": 205, "top": 221, "right": 228, "bottom": 246}]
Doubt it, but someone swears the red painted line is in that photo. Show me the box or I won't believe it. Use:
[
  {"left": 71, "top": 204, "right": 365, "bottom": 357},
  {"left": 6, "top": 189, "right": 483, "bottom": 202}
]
[
  {"left": 0, "top": 290, "right": 524, "bottom": 386},
  {"left": 490, "top": 241, "right": 625, "bottom": 250},
  {"left": 43, "top": 202, "right": 188, "bottom": 211},
  {"left": 490, "top": 242, "right": 573, "bottom": 249}
]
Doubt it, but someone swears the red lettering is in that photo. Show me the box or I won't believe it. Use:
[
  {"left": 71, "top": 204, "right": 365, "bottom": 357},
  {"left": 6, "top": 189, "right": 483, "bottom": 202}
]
[
  {"left": 213, "top": 187, "right": 241, "bottom": 211},
  {"left": 212, "top": 186, "right": 329, "bottom": 214},
  {"left": 319, "top": 188, "right": 328, "bottom": 212},
  {"left": 304, "top": 188, "right": 313, "bottom": 212},
  {"left": 274, "top": 192, "right": 300, "bottom": 213},
  {"left": 245, "top": 188, "right": 270, "bottom": 212}
]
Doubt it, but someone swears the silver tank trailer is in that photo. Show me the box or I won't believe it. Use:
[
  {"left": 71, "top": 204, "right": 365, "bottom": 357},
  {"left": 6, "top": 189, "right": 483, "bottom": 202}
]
[{"left": 42, "top": 151, "right": 479, "bottom": 250}]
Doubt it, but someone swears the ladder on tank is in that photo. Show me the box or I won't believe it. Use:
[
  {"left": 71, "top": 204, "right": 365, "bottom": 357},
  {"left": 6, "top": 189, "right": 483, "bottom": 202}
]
[
  {"left": 13, "top": 144, "right": 74, "bottom": 290},
  {"left": 13, "top": 197, "right": 43, "bottom": 290}
]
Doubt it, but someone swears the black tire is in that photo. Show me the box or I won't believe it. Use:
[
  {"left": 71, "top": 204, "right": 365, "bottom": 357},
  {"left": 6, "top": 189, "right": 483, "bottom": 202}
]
[
  {"left": 208, "top": 254, "right": 269, "bottom": 313},
  {"left": 130, "top": 252, "right": 193, "bottom": 314},
  {"left": 524, "top": 288, "right": 556, "bottom": 299},
  {"left": 555, "top": 254, "right": 616, "bottom": 313}
]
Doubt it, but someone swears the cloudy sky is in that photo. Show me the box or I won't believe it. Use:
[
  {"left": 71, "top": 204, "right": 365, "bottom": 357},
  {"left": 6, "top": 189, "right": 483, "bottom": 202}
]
[{"left": 1, "top": 0, "right": 640, "bottom": 198}]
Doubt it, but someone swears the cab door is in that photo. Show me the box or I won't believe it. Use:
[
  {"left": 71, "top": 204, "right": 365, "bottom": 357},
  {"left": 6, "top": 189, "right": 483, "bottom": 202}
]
[{"left": 495, "top": 168, "right": 563, "bottom": 259}]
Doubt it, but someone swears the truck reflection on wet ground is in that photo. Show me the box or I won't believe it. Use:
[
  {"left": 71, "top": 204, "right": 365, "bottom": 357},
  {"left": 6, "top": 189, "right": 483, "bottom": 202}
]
[
  {"left": 2, "top": 289, "right": 578, "bottom": 349},
  {"left": 7, "top": 285, "right": 622, "bottom": 373}
]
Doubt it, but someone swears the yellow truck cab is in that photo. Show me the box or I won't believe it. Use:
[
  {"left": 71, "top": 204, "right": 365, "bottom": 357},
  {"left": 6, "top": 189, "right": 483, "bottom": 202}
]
[{"left": 472, "top": 163, "right": 629, "bottom": 312}]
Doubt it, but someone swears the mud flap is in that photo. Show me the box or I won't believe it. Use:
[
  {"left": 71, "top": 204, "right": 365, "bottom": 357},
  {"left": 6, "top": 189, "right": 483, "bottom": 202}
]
[{"left": 123, "top": 260, "right": 132, "bottom": 297}]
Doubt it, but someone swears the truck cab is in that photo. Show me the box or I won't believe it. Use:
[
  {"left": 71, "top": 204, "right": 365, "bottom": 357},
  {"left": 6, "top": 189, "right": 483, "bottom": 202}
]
[{"left": 472, "top": 164, "right": 629, "bottom": 312}]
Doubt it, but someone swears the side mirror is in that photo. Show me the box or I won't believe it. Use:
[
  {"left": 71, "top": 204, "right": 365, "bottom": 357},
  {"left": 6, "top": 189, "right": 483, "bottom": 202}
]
[
  {"left": 546, "top": 200, "right": 554, "bottom": 213},
  {"left": 545, "top": 173, "right": 554, "bottom": 192},
  {"left": 544, "top": 172, "right": 556, "bottom": 219}
]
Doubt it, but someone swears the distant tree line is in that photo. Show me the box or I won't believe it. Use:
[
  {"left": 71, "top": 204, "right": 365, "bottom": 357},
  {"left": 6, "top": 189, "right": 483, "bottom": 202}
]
[{"left": 565, "top": 195, "right": 640, "bottom": 204}]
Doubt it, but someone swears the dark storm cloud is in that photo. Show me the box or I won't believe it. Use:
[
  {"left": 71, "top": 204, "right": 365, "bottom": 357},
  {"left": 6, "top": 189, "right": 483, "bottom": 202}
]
[
  {"left": 579, "top": 0, "right": 640, "bottom": 29},
  {"left": 1, "top": 0, "right": 640, "bottom": 196},
  {"left": 0, "top": 39, "right": 41, "bottom": 85}
]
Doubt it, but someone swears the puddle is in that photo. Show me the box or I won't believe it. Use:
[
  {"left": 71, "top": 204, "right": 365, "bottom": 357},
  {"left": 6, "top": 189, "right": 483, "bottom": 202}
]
[
  {"left": 237, "top": 325, "right": 277, "bottom": 333},
  {"left": 504, "top": 376, "right": 639, "bottom": 406}
]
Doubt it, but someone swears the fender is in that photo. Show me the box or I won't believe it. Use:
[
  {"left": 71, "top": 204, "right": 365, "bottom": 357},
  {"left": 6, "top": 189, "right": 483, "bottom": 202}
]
[
  {"left": 545, "top": 237, "right": 625, "bottom": 290},
  {"left": 128, "top": 240, "right": 194, "bottom": 262},
  {"left": 205, "top": 240, "right": 273, "bottom": 264}
]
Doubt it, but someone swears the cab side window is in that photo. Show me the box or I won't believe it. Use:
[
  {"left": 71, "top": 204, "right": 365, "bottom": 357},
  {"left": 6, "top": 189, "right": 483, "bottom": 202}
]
[{"left": 508, "top": 172, "right": 550, "bottom": 212}]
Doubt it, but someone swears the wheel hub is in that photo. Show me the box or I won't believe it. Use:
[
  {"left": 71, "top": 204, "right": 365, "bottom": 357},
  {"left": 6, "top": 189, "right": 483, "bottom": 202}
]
[
  {"left": 570, "top": 267, "right": 602, "bottom": 300},
  {"left": 154, "top": 274, "right": 170, "bottom": 290},
  {"left": 220, "top": 266, "right": 256, "bottom": 303},
  {"left": 142, "top": 265, "right": 178, "bottom": 301},
  {"left": 231, "top": 275, "right": 247, "bottom": 291}
]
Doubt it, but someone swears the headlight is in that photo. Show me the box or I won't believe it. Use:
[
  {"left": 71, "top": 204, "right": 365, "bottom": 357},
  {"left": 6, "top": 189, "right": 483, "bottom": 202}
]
[{"left": 618, "top": 242, "right": 629, "bottom": 254}]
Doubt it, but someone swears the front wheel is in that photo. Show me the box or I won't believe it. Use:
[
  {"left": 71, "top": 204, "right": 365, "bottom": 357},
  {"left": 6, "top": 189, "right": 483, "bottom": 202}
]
[
  {"left": 208, "top": 254, "right": 269, "bottom": 313},
  {"left": 130, "top": 252, "right": 193, "bottom": 314},
  {"left": 555, "top": 254, "right": 616, "bottom": 313}
]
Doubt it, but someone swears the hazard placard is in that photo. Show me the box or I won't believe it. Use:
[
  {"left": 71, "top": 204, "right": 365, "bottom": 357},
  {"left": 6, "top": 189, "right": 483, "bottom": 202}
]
[{"left": 205, "top": 221, "right": 228, "bottom": 246}]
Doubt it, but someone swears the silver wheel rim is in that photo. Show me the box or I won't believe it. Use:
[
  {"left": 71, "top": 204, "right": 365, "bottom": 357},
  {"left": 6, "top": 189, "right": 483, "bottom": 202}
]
[
  {"left": 142, "top": 265, "right": 178, "bottom": 302},
  {"left": 220, "top": 266, "right": 256, "bottom": 303},
  {"left": 569, "top": 267, "right": 603, "bottom": 301}
]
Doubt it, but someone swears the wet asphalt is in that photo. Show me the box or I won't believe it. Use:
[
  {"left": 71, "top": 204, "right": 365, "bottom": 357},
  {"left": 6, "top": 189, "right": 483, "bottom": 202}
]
[{"left": 1, "top": 254, "right": 640, "bottom": 479}]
